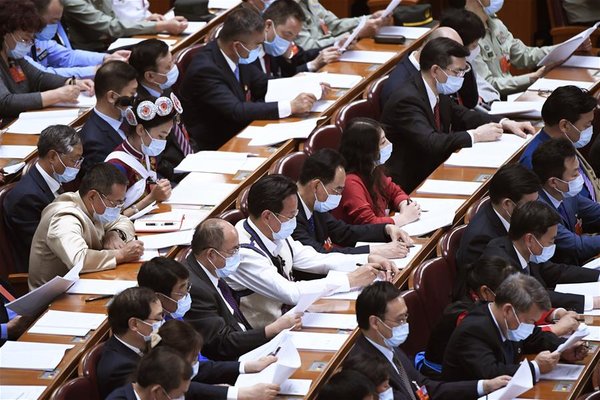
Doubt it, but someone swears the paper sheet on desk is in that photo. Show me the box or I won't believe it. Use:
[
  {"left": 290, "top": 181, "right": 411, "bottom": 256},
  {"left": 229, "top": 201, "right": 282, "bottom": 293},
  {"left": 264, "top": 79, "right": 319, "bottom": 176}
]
[
  {"left": 311, "top": 99, "right": 336, "bottom": 113},
  {"left": 183, "top": 21, "right": 207, "bottom": 35},
  {"left": 129, "top": 201, "right": 158, "bottom": 220},
  {"left": 584, "top": 325, "right": 600, "bottom": 341},
  {"left": 540, "top": 364, "right": 585, "bottom": 380},
  {"left": 174, "top": 151, "right": 260, "bottom": 174},
  {"left": 444, "top": 134, "right": 531, "bottom": 169},
  {"left": 66, "top": 279, "right": 136, "bottom": 295},
  {"left": 247, "top": 118, "right": 321, "bottom": 147},
  {"left": 302, "top": 313, "right": 357, "bottom": 330},
  {"left": 0, "top": 145, "right": 37, "bottom": 159},
  {"left": 286, "top": 290, "right": 327, "bottom": 315},
  {"left": 377, "top": 26, "right": 431, "bottom": 39},
  {"left": 355, "top": 243, "right": 423, "bottom": 269},
  {"left": 288, "top": 331, "right": 349, "bottom": 351},
  {"left": 265, "top": 76, "right": 323, "bottom": 103},
  {"left": 340, "top": 16, "right": 367, "bottom": 51},
  {"left": 555, "top": 323, "right": 590, "bottom": 353},
  {"left": 208, "top": 0, "right": 241, "bottom": 8},
  {"left": 108, "top": 38, "right": 176, "bottom": 51},
  {"left": 488, "top": 101, "right": 544, "bottom": 118},
  {"left": 6, "top": 109, "right": 80, "bottom": 134},
  {"left": 28, "top": 310, "right": 106, "bottom": 336},
  {"left": 2, "top": 161, "right": 25, "bottom": 175},
  {"left": 562, "top": 55, "right": 600, "bottom": 69},
  {"left": 582, "top": 257, "right": 600, "bottom": 269},
  {"left": 0, "top": 386, "right": 47, "bottom": 400},
  {"left": 401, "top": 198, "right": 464, "bottom": 236},
  {"left": 166, "top": 175, "right": 238, "bottom": 206},
  {"left": 301, "top": 72, "right": 363, "bottom": 88},
  {"left": 0, "top": 342, "right": 74, "bottom": 370},
  {"left": 478, "top": 361, "right": 533, "bottom": 400},
  {"left": 416, "top": 179, "right": 482, "bottom": 196},
  {"left": 528, "top": 78, "right": 594, "bottom": 92},
  {"left": 380, "top": 0, "right": 402, "bottom": 19},
  {"left": 138, "top": 229, "right": 195, "bottom": 249},
  {"left": 279, "top": 379, "right": 312, "bottom": 396},
  {"left": 555, "top": 282, "right": 600, "bottom": 297},
  {"left": 239, "top": 330, "right": 291, "bottom": 362},
  {"left": 55, "top": 92, "right": 96, "bottom": 108},
  {"left": 338, "top": 50, "right": 396, "bottom": 64},
  {"left": 538, "top": 22, "right": 600, "bottom": 66}
]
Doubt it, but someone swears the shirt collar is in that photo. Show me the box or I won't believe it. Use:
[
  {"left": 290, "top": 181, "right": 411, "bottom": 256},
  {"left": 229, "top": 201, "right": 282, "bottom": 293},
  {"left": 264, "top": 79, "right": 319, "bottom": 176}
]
[
  {"left": 365, "top": 336, "right": 397, "bottom": 367},
  {"left": 487, "top": 303, "right": 507, "bottom": 342},
  {"left": 247, "top": 217, "right": 281, "bottom": 255},
  {"left": 114, "top": 334, "right": 144, "bottom": 356},
  {"left": 492, "top": 206, "right": 510, "bottom": 232},
  {"left": 422, "top": 74, "right": 438, "bottom": 112},
  {"left": 512, "top": 243, "right": 529, "bottom": 270},
  {"left": 141, "top": 83, "right": 162, "bottom": 98},
  {"left": 543, "top": 189, "right": 562, "bottom": 208},
  {"left": 197, "top": 258, "right": 219, "bottom": 289},
  {"left": 35, "top": 162, "right": 61, "bottom": 197},
  {"left": 219, "top": 48, "right": 238, "bottom": 74},
  {"left": 132, "top": 386, "right": 143, "bottom": 400},
  {"left": 408, "top": 51, "right": 420, "bottom": 71},
  {"left": 298, "top": 194, "right": 312, "bottom": 220},
  {"left": 94, "top": 108, "right": 127, "bottom": 141}
]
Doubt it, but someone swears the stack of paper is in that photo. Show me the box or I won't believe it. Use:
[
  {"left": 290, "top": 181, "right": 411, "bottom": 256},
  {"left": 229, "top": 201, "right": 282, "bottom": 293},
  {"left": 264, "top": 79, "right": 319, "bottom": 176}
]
[
  {"left": 108, "top": 38, "right": 176, "bottom": 51},
  {"left": 0, "top": 386, "right": 47, "bottom": 400},
  {"left": 527, "top": 78, "right": 594, "bottom": 92},
  {"left": 302, "top": 72, "right": 363, "bottom": 88},
  {"left": 266, "top": 76, "right": 323, "bottom": 102},
  {"left": 555, "top": 282, "right": 600, "bottom": 297},
  {"left": 444, "top": 134, "right": 531, "bottom": 169},
  {"left": 28, "top": 310, "right": 106, "bottom": 336},
  {"left": 183, "top": 21, "right": 207, "bottom": 35},
  {"left": 538, "top": 21, "right": 600, "bottom": 66},
  {"left": 488, "top": 101, "right": 544, "bottom": 118},
  {"left": 399, "top": 198, "right": 465, "bottom": 236},
  {"left": 555, "top": 323, "right": 591, "bottom": 353},
  {"left": 339, "top": 50, "right": 396, "bottom": 64},
  {"left": 355, "top": 243, "right": 424, "bottom": 269},
  {"left": 208, "top": 0, "right": 241, "bottom": 9},
  {"left": 416, "top": 179, "right": 482, "bottom": 196},
  {"left": 302, "top": 313, "right": 357, "bottom": 330},
  {"left": 377, "top": 26, "right": 431, "bottom": 39},
  {"left": 166, "top": 175, "right": 238, "bottom": 206},
  {"left": 288, "top": 331, "right": 349, "bottom": 351},
  {"left": 6, "top": 109, "right": 81, "bottom": 134},
  {"left": 540, "top": 364, "right": 585, "bottom": 380},
  {"left": 246, "top": 118, "right": 322, "bottom": 147},
  {"left": 55, "top": 93, "right": 97, "bottom": 108},
  {"left": 174, "top": 151, "right": 266, "bottom": 174},
  {"left": 0, "top": 342, "right": 74, "bottom": 370},
  {"left": 2, "top": 161, "right": 25, "bottom": 175},
  {"left": 0, "top": 145, "right": 37, "bottom": 159},
  {"left": 66, "top": 279, "right": 137, "bottom": 295},
  {"left": 138, "top": 229, "right": 195, "bottom": 249},
  {"left": 562, "top": 55, "right": 600, "bottom": 69},
  {"left": 478, "top": 361, "right": 533, "bottom": 400},
  {"left": 287, "top": 290, "right": 327, "bottom": 315}
]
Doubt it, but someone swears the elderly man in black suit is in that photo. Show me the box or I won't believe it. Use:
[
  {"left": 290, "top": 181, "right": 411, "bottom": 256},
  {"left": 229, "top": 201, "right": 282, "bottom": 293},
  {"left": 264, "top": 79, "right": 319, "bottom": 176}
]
[
  {"left": 349, "top": 281, "right": 511, "bottom": 399},
  {"left": 179, "top": 7, "right": 317, "bottom": 150},
  {"left": 380, "top": 37, "right": 534, "bottom": 193}
]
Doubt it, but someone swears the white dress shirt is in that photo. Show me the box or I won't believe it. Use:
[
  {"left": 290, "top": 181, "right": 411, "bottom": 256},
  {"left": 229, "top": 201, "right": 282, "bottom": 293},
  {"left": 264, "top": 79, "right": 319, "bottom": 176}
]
[
  {"left": 35, "top": 163, "right": 61, "bottom": 198},
  {"left": 492, "top": 206, "right": 511, "bottom": 232}
]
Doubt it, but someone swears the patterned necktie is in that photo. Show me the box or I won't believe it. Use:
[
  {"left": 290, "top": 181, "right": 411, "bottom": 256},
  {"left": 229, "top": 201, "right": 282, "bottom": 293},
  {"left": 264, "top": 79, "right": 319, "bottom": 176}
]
[
  {"left": 433, "top": 101, "right": 441, "bottom": 132},
  {"left": 217, "top": 278, "right": 252, "bottom": 329},
  {"left": 307, "top": 215, "right": 315, "bottom": 235},
  {"left": 173, "top": 122, "right": 193, "bottom": 156},
  {"left": 392, "top": 351, "right": 418, "bottom": 400}
]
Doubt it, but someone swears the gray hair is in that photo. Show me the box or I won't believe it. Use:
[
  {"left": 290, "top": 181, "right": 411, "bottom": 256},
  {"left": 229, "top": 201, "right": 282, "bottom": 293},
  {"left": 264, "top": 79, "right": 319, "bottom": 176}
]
[
  {"left": 38, "top": 125, "right": 81, "bottom": 158},
  {"left": 494, "top": 273, "right": 551, "bottom": 313},
  {"left": 191, "top": 218, "right": 226, "bottom": 254}
]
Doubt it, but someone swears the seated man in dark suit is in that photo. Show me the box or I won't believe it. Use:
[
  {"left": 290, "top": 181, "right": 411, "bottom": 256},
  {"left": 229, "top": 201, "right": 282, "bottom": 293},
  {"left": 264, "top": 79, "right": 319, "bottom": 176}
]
[
  {"left": 349, "top": 281, "right": 510, "bottom": 399},
  {"left": 80, "top": 61, "right": 138, "bottom": 176},
  {"left": 3, "top": 124, "right": 83, "bottom": 272},
  {"left": 443, "top": 274, "right": 587, "bottom": 382},
  {"left": 97, "top": 287, "right": 164, "bottom": 399},
  {"left": 380, "top": 37, "right": 534, "bottom": 193},
  {"left": 179, "top": 7, "right": 316, "bottom": 150},
  {"left": 293, "top": 148, "right": 411, "bottom": 257},
  {"left": 481, "top": 201, "right": 600, "bottom": 312},
  {"left": 532, "top": 137, "right": 600, "bottom": 265},
  {"left": 454, "top": 164, "right": 541, "bottom": 298},
  {"left": 184, "top": 218, "right": 300, "bottom": 361},
  {"left": 107, "top": 347, "right": 192, "bottom": 400},
  {"left": 520, "top": 86, "right": 599, "bottom": 201}
]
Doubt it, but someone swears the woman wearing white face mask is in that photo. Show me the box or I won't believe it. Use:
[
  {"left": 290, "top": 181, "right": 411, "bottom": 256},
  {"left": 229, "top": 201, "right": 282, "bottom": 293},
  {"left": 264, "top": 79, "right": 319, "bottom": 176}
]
[
  {"left": 333, "top": 118, "right": 422, "bottom": 227},
  {"left": 106, "top": 94, "right": 181, "bottom": 217}
]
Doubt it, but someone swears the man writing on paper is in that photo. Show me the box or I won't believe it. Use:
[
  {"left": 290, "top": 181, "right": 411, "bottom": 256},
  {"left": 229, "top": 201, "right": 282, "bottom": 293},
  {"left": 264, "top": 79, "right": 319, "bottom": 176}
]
[
  {"left": 380, "top": 37, "right": 534, "bottom": 193},
  {"left": 28, "top": 163, "right": 144, "bottom": 289},
  {"left": 293, "top": 149, "right": 413, "bottom": 257},
  {"left": 179, "top": 7, "right": 317, "bottom": 150},
  {"left": 225, "top": 174, "right": 395, "bottom": 328},
  {"left": 443, "top": 274, "right": 587, "bottom": 382}
]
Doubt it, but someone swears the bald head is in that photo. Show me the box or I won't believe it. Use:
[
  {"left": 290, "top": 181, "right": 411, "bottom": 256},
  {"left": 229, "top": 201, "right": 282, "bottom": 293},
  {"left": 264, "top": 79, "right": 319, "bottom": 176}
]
[
  {"left": 191, "top": 218, "right": 237, "bottom": 255},
  {"left": 428, "top": 27, "right": 463, "bottom": 45}
]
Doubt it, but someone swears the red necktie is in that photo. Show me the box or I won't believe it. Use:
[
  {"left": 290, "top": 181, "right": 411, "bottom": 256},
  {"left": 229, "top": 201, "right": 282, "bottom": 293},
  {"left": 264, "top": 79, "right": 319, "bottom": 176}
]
[
  {"left": 433, "top": 101, "right": 441, "bottom": 132},
  {"left": 263, "top": 54, "right": 271, "bottom": 77},
  {"left": 0, "top": 283, "right": 16, "bottom": 302}
]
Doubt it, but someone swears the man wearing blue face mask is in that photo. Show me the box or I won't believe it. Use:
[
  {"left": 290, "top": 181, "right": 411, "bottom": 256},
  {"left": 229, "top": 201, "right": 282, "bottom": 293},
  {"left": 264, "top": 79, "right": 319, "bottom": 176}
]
[
  {"left": 533, "top": 138, "right": 600, "bottom": 266},
  {"left": 443, "top": 274, "right": 587, "bottom": 383},
  {"left": 28, "top": 163, "right": 144, "bottom": 289},
  {"left": 380, "top": 37, "right": 534, "bottom": 193},
  {"left": 350, "top": 281, "right": 512, "bottom": 399},
  {"left": 520, "top": 86, "right": 600, "bottom": 202},
  {"left": 3, "top": 125, "right": 82, "bottom": 273}
]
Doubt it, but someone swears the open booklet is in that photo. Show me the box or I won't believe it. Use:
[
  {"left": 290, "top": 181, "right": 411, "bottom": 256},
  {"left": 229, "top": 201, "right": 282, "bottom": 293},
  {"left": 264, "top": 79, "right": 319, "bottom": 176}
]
[
  {"left": 538, "top": 21, "right": 600, "bottom": 67},
  {"left": 478, "top": 361, "right": 533, "bottom": 400}
]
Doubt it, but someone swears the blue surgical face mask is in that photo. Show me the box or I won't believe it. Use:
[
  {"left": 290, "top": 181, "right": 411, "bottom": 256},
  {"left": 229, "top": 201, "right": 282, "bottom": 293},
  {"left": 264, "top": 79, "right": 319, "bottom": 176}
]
[
  {"left": 171, "top": 293, "right": 192, "bottom": 319},
  {"left": 53, "top": 154, "right": 80, "bottom": 184},
  {"left": 378, "top": 319, "right": 410, "bottom": 348},
  {"left": 93, "top": 195, "right": 122, "bottom": 224},
  {"left": 213, "top": 250, "right": 241, "bottom": 279},
  {"left": 379, "top": 143, "right": 393, "bottom": 165},
  {"left": 141, "top": 128, "right": 167, "bottom": 156},
  {"left": 528, "top": 235, "right": 556, "bottom": 264},
  {"left": 36, "top": 24, "right": 58, "bottom": 41},
  {"left": 436, "top": 69, "right": 464, "bottom": 95},
  {"left": 270, "top": 212, "right": 297, "bottom": 241},
  {"left": 191, "top": 361, "right": 200, "bottom": 379},
  {"left": 263, "top": 28, "right": 291, "bottom": 57},
  {"left": 505, "top": 306, "right": 534, "bottom": 341},
  {"left": 557, "top": 174, "right": 584, "bottom": 198},
  {"left": 137, "top": 319, "right": 164, "bottom": 342},
  {"left": 478, "top": 0, "right": 504, "bottom": 15},
  {"left": 236, "top": 42, "right": 261, "bottom": 65},
  {"left": 379, "top": 387, "right": 394, "bottom": 400},
  {"left": 155, "top": 65, "right": 180, "bottom": 90},
  {"left": 9, "top": 33, "right": 32, "bottom": 59},
  {"left": 314, "top": 181, "right": 342, "bottom": 212},
  {"left": 568, "top": 122, "right": 593, "bottom": 149}
]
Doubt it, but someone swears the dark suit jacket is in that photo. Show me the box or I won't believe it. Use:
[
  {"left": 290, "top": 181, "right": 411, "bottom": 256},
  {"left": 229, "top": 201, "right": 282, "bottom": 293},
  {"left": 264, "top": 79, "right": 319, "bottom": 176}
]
[
  {"left": 3, "top": 165, "right": 55, "bottom": 272},
  {"left": 0, "top": 278, "right": 14, "bottom": 347},
  {"left": 349, "top": 333, "right": 479, "bottom": 400},
  {"left": 253, "top": 47, "right": 320, "bottom": 78},
  {"left": 442, "top": 303, "right": 563, "bottom": 381},
  {"left": 179, "top": 40, "right": 279, "bottom": 150},
  {"left": 80, "top": 110, "right": 124, "bottom": 176},
  {"left": 537, "top": 191, "right": 600, "bottom": 265},
  {"left": 380, "top": 56, "right": 479, "bottom": 110},
  {"left": 106, "top": 384, "right": 136, "bottom": 400},
  {"left": 183, "top": 254, "right": 268, "bottom": 361},
  {"left": 97, "top": 336, "right": 141, "bottom": 399},
  {"left": 454, "top": 202, "right": 507, "bottom": 299},
  {"left": 481, "top": 236, "right": 599, "bottom": 312},
  {"left": 292, "top": 194, "right": 390, "bottom": 254},
  {"left": 380, "top": 74, "right": 500, "bottom": 193}
]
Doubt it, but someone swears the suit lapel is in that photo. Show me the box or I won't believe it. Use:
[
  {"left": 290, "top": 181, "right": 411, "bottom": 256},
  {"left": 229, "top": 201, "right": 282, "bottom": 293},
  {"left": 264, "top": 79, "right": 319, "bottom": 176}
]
[
  {"left": 210, "top": 42, "right": 245, "bottom": 100},
  {"left": 29, "top": 166, "right": 55, "bottom": 202},
  {"left": 412, "top": 75, "right": 437, "bottom": 130},
  {"left": 483, "top": 305, "right": 512, "bottom": 363}
]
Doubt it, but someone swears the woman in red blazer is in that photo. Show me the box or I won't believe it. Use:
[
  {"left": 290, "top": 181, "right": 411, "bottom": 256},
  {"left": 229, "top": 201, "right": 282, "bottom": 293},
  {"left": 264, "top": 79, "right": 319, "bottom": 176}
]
[{"left": 332, "top": 118, "right": 421, "bottom": 225}]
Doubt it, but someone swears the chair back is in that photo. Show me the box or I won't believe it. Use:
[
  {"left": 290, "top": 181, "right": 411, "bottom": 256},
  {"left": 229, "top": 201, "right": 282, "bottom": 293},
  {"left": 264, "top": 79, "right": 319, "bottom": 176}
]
[
  {"left": 236, "top": 185, "right": 252, "bottom": 217},
  {"left": 218, "top": 208, "right": 246, "bottom": 225},
  {"left": 0, "top": 183, "right": 17, "bottom": 279},
  {"left": 438, "top": 224, "right": 467, "bottom": 281},
  {"left": 174, "top": 246, "right": 193, "bottom": 264},
  {"left": 399, "top": 289, "right": 431, "bottom": 358},
  {"left": 465, "top": 196, "right": 490, "bottom": 224},
  {"left": 577, "top": 391, "right": 600, "bottom": 400},
  {"left": 413, "top": 257, "right": 454, "bottom": 328},
  {"left": 546, "top": 0, "right": 568, "bottom": 28},
  {"left": 50, "top": 377, "right": 98, "bottom": 400},
  {"left": 80, "top": 341, "right": 105, "bottom": 394},
  {"left": 269, "top": 152, "right": 308, "bottom": 182},
  {"left": 173, "top": 43, "right": 205, "bottom": 95},
  {"left": 334, "top": 99, "right": 376, "bottom": 131},
  {"left": 206, "top": 22, "right": 223, "bottom": 42},
  {"left": 22, "top": 156, "right": 38, "bottom": 176},
  {"left": 366, "top": 74, "right": 389, "bottom": 117},
  {"left": 304, "top": 124, "right": 342, "bottom": 156}
]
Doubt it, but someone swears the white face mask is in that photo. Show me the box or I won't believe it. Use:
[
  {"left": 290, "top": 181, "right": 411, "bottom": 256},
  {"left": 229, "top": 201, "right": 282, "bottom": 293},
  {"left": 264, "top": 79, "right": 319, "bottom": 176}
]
[
  {"left": 504, "top": 306, "right": 534, "bottom": 342},
  {"left": 378, "top": 318, "right": 410, "bottom": 348},
  {"left": 137, "top": 319, "right": 164, "bottom": 342},
  {"left": 141, "top": 128, "right": 167, "bottom": 156},
  {"left": 269, "top": 212, "right": 297, "bottom": 241},
  {"left": 568, "top": 122, "right": 593, "bottom": 148},
  {"left": 528, "top": 235, "right": 556, "bottom": 264},
  {"left": 171, "top": 293, "right": 192, "bottom": 319},
  {"left": 379, "top": 143, "right": 393, "bottom": 165},
  {"left": 314, "top": 181, "right": 342, "bottom": 212},
  {"left": 557, "top": 174, "right": 584, "bottom": 198},
  {"left": 379, "top": 387, "right": 394, "bottom": 400},
  {"left": 478, "top": 0, "right": 504, "bottom": 15}
]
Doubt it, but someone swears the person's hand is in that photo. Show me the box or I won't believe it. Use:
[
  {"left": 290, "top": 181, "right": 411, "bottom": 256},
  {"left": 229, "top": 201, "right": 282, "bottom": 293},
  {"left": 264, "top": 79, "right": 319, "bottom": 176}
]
[
  {"left": 528, "top": 65, "right": 546, "bottom": 83},
  {"left": 593, "top": 296, "right": 600, "bottom": 309},
  {"left": 560, "top": 342, "right": 589, "bottom": 363},
  {"left": 334, "top": 33, "right": 352, "bottom": 50},
  {"left": 53, "top": 85, "right": 80, "bottom": 103},
  {"left": 358, "top": 18, "right": 381, "bottom": 39},
  {"left": 393, "top": 200, "right": 420, "bottom": 225},
  {"left": 116, "top": 240, "right": 145, "bottom": 263},
  {"left": 245, "top": 355, "right": 278, "bottom": 373},
  {"left": 534, "top": 350, "right": 560, "bottom": 374},
  {"left": 577, "top": 37, "right": 593, "bottom": 53},
  {"left": 103, "top": 230, "right": 126, "bottom": 250},
  {"left": 501, "top": 119, "right": 535, "bottom": 138},
  {"left": 158, "top": 18, "right": 188, "bottom": 35},
  {"left": 370, "top": 241, "right": 409, "bottom": 259},
  {"left": 367, "top": 255, "right": 399, "bottom": 281},
  {"left": 482, "top": 375, "right": 511, "bottom": 394},
  {"left": 385, "top": 224, "right": 414, "bottom": 245},
  {"left": 549, "top": 313, "right": 579, "bottom": 337},
  {"left": 146, "top": 13, "right": 165, "bottom": 22},
  {"left": 104, "top": 50, "right": 131, "bottom": 63},
  {"left": 551, "top": 308, "right": 576, "bottom": 321},
  {"left": 313, "top": 46, "right": 341, "bottom": 68},
  {"left": 291, "top": 93, "right": 317, "bottom": 114},
  {"left": 472, "top": 122, "right": 503, "bottom": 142},
  {"left": 150, "top": 179, "right": 172, "bottom": 202},
  {"left": 265, "top": 312, "right": 302, "bottom": 337},
  {"left": 7, "top": 315, "right": 34, "bottom": 340},
  {"left": 75, "top": 79, "right": 94, "bottom": 95},
  {"left": 238, "top": 383, "right": 280, "bottom": 400},
  {"left": 347, "top": 264, "right": 379, "bottom": 287}
]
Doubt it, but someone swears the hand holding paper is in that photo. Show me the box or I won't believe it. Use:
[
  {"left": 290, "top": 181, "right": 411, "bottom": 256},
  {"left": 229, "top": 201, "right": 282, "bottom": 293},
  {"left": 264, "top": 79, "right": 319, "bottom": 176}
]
[
  {"left": 380, "top": 0, "right": 402, "bottom": 19},
  {"left": 340, "top": 16, "right": 367, "bottom": 52}
]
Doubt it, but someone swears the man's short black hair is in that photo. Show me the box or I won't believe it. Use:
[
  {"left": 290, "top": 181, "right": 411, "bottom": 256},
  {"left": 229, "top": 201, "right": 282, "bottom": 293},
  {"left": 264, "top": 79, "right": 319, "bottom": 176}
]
[
  {"left": 440, "top": 8, "right": 485, "bottom": 46},
  {"left": 508, "top": 201, "right": 561, "bottom": 241},
  {"left": 79, "top": 162, "right": 128, "bottom": 197},
  {"left": 316, "top": 369, "right": 376, "bottom": 400},
  {"left": 135, "top": 347, "right": 193, "bottom": 391},
  {"left": 38, "top": 125, "right": 81, "bottom": 158},
  {"left": 532, "top": 137, "right": 577, "bottom": 184},
  {"left": 541, "top": 85, "right": 598, "bottom": 127},
  {"left": 138, "top": 257, "right": 189, "bottom": 297},
  {"left": 488, "top": 164, "right": 541, "bottom": 205},
  {"left": 94, "top": 61, "right": 138, "bottom": 99},
  {"left": 356, "top": 281, "right": 401, "bottom": 330},
  {"left": 129, "top": 39, "right": 171, "bottom": 75},
  {"left": 219, "top": 7, "right": 265, "bottom": 42},
  {"left": 420, "top": 37, "right": 469, "bottom": 71},
  {"left": 247, "top": 174, "right": 298, "bottom": 218},
  {"left": 263, "top": 0, "right": 306, "bottom": 25},
  {"left": 108, "top": 287, "right": 159, "bottom": 335},
  {"left": 298, "top": 149, "right": 346, "bottom": 185}
]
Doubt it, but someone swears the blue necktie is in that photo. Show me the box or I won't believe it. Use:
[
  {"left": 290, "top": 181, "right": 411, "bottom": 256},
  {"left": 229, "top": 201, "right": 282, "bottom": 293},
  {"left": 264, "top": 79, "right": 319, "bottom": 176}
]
[{"left": 234, "top": 66, "right": 240, "bottom": 82}]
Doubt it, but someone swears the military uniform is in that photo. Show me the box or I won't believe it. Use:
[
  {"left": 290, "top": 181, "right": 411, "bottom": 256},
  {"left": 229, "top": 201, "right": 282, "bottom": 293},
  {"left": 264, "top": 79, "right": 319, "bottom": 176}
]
[
  {"left": 295, "top": 0, "right": 361, "bottom": 50},
  {"left": 472, "top": 16, "right": 555, "bottom": 96}
]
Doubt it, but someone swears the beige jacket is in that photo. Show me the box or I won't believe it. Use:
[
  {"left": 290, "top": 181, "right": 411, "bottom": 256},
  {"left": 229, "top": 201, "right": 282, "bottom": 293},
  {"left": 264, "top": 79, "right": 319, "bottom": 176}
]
[{"left": 28, "top": 192, "right": 135, "bottom": 289}]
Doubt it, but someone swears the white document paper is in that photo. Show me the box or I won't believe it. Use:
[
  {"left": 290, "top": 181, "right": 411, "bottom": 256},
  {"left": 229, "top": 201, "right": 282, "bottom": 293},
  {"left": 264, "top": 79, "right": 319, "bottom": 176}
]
[
  {"left": 265, "top": 76, "right": 322, "bottom": 103},
  {"left": 0, "top": 145, "right": 37, "bottom": 159},
  {"left": 302, "top": 312, "right": 357, "bottom": 330},
  {"left": 0, "top": 386, "right": 47, "bottom": 400},
  {"left": 279, "top": 379, "right": 312, "bottom": 396},
  {"left": 555, "top": 282, "right": 600, "bottom": 298},
  {"left": 7, "top": 109, "right": 80, "bottom": 134},
  {"left": 175, "top": 151, "right": 255, "bottom": 174},
  {"left": 488, "top": 101, "right": 544, "bottom": 117},
  {"left": 341, "top": 16, "right": 367, "bottom": 52},
  {"left": 321, "top": 288, "right": 361, "bottom": 300},
  {"left": 129, "top": 201, "right": 158, "bottom": 220},
  {"left": 31, "top": 310, "right": 105, "bottom": 330},
  {"left": 247, "top": 118, "right": 321, "bottom": 147},
  {"left": 538, "top": 22, "right": 600, "bottom": 66},
  {"left": 400, "top": 197, "right": 465, "bottom": 236},
  {"left": 444, "top": 134, "right": 531, "bottom": 169},
  {"left": 288, "top": 331, "right": 348, "bottom": 351},
  {"left": 3, "top": 161, "right": 25, "bottom": 175},
  {"left": 0, "top": 342, "right": 74, "bottom": 370},
  {"left": 528, "top": 78, "right": 594, "bottom": 92},
  {"left": 583, "top": 325, "right": 600, "bottom": 341},
  {"left": 416, "top": 179, "right": 482, "bottom": 196},
  {"left": 108, "top": 38, "right": 176, "bottom": 51},
  {"left": 239, "top": 329, "right": 291, "bottom": 363},
  {"left": 27, "top": 326, "right": 90, "bottom": 336},
  {"left": 540, "top": 364, "right": 585, "bottom": 380},
  {"left": 582, "top": 257, "right": 600, "bottom": 269},
  {"left": 183, "top": 21, "right": 207, "bottom": 35},
  {"left": 208, "top": 0, "right": 241, "bottom": 8},
  {"left": 377, "top": 26, "right": 431, "bottom": 39},
  {"left": 66, "top": 279, "right": 136, "bottom": 295},
  {"left": 555, "top": 323, "right": 591, "bottom": 353},
  {"left": 562, "top": 55, "right": 600, "bottom": 69},
  {"left": 287, "top": 290, "right": 326, "bottom": 315},
  {"left": 380, "top": 0, "right": 402, "bottom": 19},
  {"left": 479, "top": 361, "right": 533, "bottom": 400},
  {"left": 301, "top": 72, "right": 363, "bottom": 88},
  {"left": 338, "top": 50, "right": 396, "bottom": 64},
  {"left": 138, "top": 249, "right": 160, "bottom": 261},
  {"left": 138, "top": 229, "right": 195, "bottom": 249},
  {"left": 55, "top": 93, "right": 97, "bottom": 108},
  {"left": 237, "top": 125, "right": 265, "bottom": 139},
  {"left": 311, "top": 99, "right": 336, "bottom": 113},
  {"left": 167, "top": 175, "right": 238, "bottom": 206}
]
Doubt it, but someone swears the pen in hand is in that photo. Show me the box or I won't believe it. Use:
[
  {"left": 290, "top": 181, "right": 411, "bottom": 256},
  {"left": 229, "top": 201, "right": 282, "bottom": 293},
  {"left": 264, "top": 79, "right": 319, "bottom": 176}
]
[{"left": 85, "top": 294, "right": 113, "bottom": 302}]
